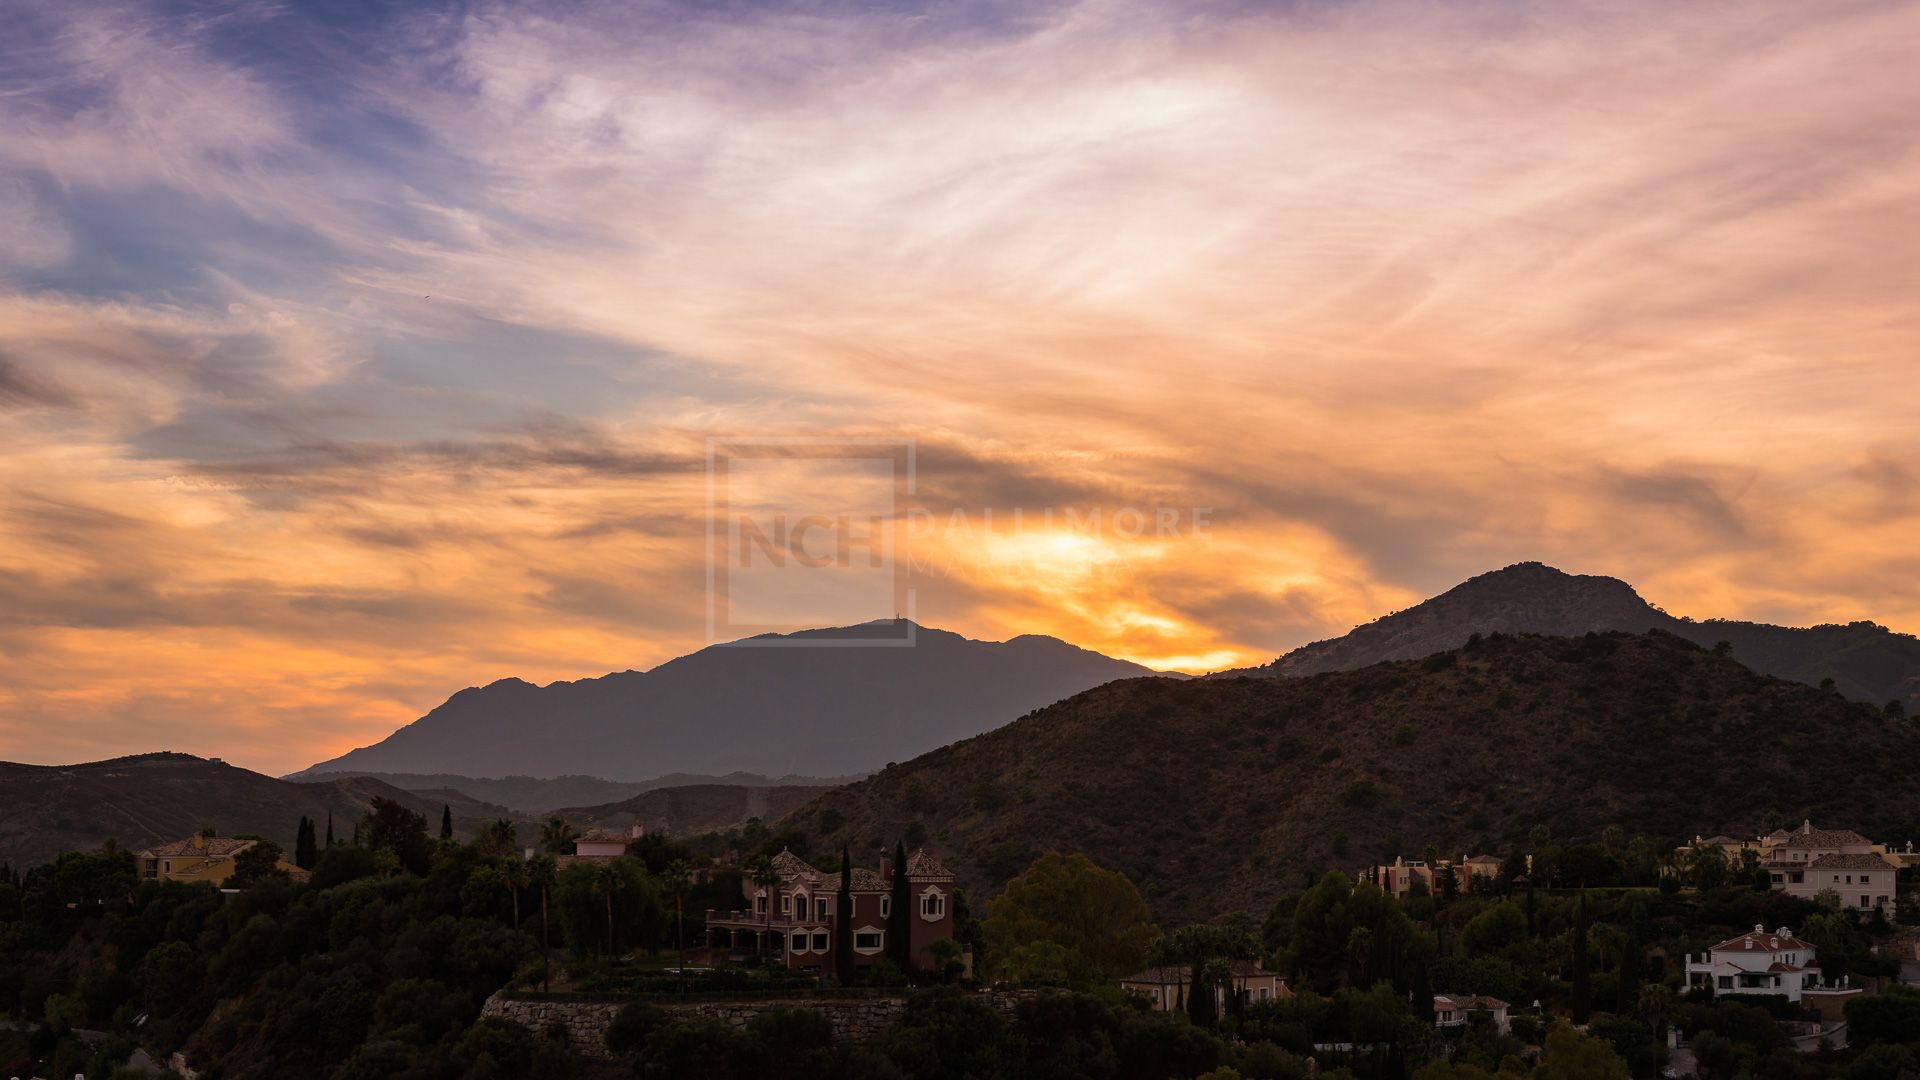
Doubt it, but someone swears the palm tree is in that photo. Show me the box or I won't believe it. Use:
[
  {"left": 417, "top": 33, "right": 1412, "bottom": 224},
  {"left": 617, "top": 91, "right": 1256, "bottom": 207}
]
[
  {"left": 592, "top": 861, "right": 622, "bottom": 958},
  {"left": 500, "top": 857, "right": 528, "bottom": 930},
  {"left": 746, "top": 854, "right": 780, "bottom": 962},
  {"left": 528, "top": 855, "right": 556, "bottom": 991},
  {"left": 540, "top": 816, "right": 578, "bottom": 855},
  {"left": 482, "top": 819, "right": 517, "bottom": 857},
  {"left": 664, "top": 858, "right": 692, "bottom": 991}
]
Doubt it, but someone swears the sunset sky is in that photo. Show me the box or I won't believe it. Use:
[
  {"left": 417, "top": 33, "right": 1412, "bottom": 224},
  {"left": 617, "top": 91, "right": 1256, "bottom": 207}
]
[{"left": 3, "top": 0, "right": 1919, "bottom": 776}]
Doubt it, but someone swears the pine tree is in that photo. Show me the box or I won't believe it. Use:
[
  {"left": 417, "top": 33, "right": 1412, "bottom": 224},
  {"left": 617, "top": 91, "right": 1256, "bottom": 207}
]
[
  {"left": 1571, "top": 888, "right": 1591, "bottom": 1025},
  {"left": 441, "top": 804, "right": 453, "bottom": 840},
  {"left": 888, "top": 841, "right": 912, "bottom": 972},
  {"left": 835, "top": 846, "right": 856, "bottom": 983}
]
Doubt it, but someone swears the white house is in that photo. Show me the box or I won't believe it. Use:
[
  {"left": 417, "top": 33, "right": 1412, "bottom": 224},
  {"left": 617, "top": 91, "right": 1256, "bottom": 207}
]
[
  {"left": 1780, "top": 854, "right": 1896, "bottom": 913},
  {"left": 1433, "top": 994, "right": 1510, "bottom": 1033},
  {"left": 1683, "top": 924, "right": 1860, "bottom": 1006}
]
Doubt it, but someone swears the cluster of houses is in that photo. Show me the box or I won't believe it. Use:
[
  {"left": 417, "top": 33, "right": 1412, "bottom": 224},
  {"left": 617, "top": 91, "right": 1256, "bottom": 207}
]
[
  {"left": 129, "top": 814, "right": 1908, "bottom": 1029},
  {"left": 1690, "top": 819, "right": 1917, "bottom": 914}
]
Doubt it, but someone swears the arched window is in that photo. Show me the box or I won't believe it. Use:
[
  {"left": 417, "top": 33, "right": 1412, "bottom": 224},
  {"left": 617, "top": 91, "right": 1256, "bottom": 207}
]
[{"left": 919, "top": 887, "right": 946, "bottom": 920}]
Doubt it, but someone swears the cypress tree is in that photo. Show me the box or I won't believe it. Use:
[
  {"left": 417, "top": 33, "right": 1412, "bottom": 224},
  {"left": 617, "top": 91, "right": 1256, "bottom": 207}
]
[
  {"left": 1619, "top": 900, "right": 1646, "bottom": 1015},
  {"left": 888, "top": 841, "right": 912, "bottom": 972},
  {"left": 835, "top": 847, "right": 855, "bottom": 983},
  {"left": 325, "top": 813, "right": 335, "bottom": 848},
  {"left": 1571, "top": 888, "right": 1591, "bottom": 1025},
  {"left": 294, "top": 816, "right": 317, "bottom": 870},
  {"left": 1411, "top": 955, "right": 1435, "bottom": 1023},
  {"left": 440, "top": 804, "right": 453, "bottom": 840},
  {"left": 1187, "top": 957, "right": 1214, "bottom": 1028}
]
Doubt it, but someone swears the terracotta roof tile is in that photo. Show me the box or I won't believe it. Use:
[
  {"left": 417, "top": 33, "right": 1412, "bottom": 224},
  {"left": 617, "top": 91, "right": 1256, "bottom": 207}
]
[
  {"left": 1807, "top": 853, "right": 1891, "bottom": 870},
  {"left": 138, "top": 837, "right": 255, "bottom": 858},
  {"left": 906, "top": 848, "right": 953, "bottom": 878}
]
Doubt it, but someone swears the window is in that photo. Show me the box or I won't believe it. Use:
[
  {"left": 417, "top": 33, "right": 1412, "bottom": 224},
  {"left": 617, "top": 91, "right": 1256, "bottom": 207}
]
[
  {"left": 1860, "top": 874, "right": 1871, "bottom": 884},
  {"left": 1860, "top": 896, "right": 1870, "bottom": 908},
  {"left": 855, "top": 931, "right": 882, "bottom": 951},
  {"left": 782, "top": 895, "right": 792, "bottom": 914},
  {"left": 812, "top": 932, "right": 829, "bottom": 950},
  {"left": 792, "top": 932, "right": 808, "bottom": 952},
  {"left": 756, "top": 893, "right": 768, "bottom": 914},
  {"left": 880, "top": 896, "right": 891, "bottom": 917},
  {"left": 1718, "top": 976, "right": 1733, "bottom": 990},
  {"left": 817, "top": 897, "right": 829, "bottom": 919},
  {"left": 921, "top": 893, "right": 945, "bottom": 918},
  {"left": 1259, "top": 987, "right": 1271, "bottom": 1002}
]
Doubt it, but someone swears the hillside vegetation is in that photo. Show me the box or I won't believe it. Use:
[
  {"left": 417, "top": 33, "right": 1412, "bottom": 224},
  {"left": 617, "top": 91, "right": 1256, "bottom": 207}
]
[
  {"left": 555, "top": 782, "right": 833, "bottom": 838},
  {"left": 0, "top": 754, "right": 514, "bottom": 868},
  {"left": 785, "top": 630, "right": 1920, "bottom": 921}
]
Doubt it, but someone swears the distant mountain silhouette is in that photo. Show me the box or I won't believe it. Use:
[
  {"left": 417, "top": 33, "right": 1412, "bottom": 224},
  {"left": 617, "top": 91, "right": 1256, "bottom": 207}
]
[
  {"left": 275, "top": 770, "right": 863, "bottom": 814},
  {"left": 0, "top": 753, "right": 515, "bottom": 869},
  {"left": 301, "top": 621, "right": 1165, "bottom": 781},
  {"left": 1225, "top": 562, "right": 1920, "bottom": 707}
]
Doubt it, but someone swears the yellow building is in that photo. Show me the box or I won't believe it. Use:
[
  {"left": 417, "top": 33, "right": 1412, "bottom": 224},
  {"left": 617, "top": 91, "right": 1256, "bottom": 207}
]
[{"left": 135, "top": 835, "right": 298, "bottom": 885}]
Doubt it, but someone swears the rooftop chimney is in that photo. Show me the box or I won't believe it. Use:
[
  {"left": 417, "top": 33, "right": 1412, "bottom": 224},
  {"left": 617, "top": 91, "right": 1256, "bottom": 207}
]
[
  {"left": 630, "top": 823, "right": 645, "bottom": 840},
  {"left": 879, "top": 849, "right": 892, "bottom": 880}
]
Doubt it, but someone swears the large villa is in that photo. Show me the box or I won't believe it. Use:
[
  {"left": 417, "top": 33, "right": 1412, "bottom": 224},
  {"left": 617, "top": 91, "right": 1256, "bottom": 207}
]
[{"left": 704, "top": 848, "right": 956, "bottom": 979}]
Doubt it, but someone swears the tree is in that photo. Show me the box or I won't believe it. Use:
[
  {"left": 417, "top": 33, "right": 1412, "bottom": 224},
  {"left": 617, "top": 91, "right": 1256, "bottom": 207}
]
[
  {"left": 440, "top": 805, "right": 454, "bottom": 840},
  {"left": 362, "top": 797, "right": 431, "bottom": 874},
  {"left": 835, "top": 847, "right": 855, "bottom": 982},
  {"left": 890, "top": 841, "right": 913, "bottom": 972},
  {"left": 747, "top": 854, "right": 781, "bottom": 961},
  {"left": 926, "top": 937, "right": 964, "bottom": 983},
  {"left": 539, "top": 816, "right": 578, "bottom": 856},
  {"left": 325, "top": 812, "right": 335, "bottom": 848},
  {"left": 478, "top": 819, "right": 517, "bottom": 857},
  {"left": 529, "top": 854, "right": 557, "bottom": 991},
  {"left": 500, "top": 857, "right": 528, "bottom": 930},
  {"left": 1160, "top": 922, "right": 1258, "bottom": 1029},
  {"left": 593, "top": 861, "right": 622, "bottom": 957},
  {"left": 1571, "top": 889, "right": 1591, "bottom": 1026},
  {"left": 1617, "top": 901, "right": 1645, "bottom": 1016},
  {"left": 1535, "top": 1027, "right": 1629, "bottom": 1080},
  {"left": 229, "top": 838, "right": 289, "bottom": 887},
  {"left": 982, "top": 852, "right": 1158, "bottom": 988},
  {"left": 294, "top": 816, "right": 317, "bottom": 871}
]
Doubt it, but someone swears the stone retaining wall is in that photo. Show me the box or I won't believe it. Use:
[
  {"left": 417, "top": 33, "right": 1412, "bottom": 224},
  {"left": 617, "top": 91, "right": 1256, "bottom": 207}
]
[{"left": 481, "top": 990, "right": 1032, "bottom": 1059}]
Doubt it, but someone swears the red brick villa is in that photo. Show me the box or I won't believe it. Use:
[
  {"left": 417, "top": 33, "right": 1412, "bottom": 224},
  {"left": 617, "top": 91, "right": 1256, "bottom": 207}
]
[{"left": 705, "top": 847, "right": 956, "bottom": 979}]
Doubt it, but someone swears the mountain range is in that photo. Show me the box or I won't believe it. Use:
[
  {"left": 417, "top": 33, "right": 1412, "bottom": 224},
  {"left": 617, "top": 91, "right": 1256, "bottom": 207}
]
[
  {"left": 276, "top": 770, "right": 861, "bottom": 815},
  {"left": 1228, "top": 562, "right": 1920, "bottom": 708},
  {"left": 300, "top": 621, "right": 1161, "bottom": 781},
  {"left": 784, "top": 628, "right": 1920, "bottom": 921},
  {"left": 0, "top": 753, "right": 516, "bottom": 870}
]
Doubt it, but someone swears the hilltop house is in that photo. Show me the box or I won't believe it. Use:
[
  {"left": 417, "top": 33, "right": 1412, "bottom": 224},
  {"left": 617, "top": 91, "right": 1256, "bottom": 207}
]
[
  {"left": 1121, "top": 962, "right": 1291, "bottom": 1013},
  {"left": 1762, "top": 821, "right": 1893, "bottom": 912},
  {"left": 550, "top": 825, "right": 642, "bottom": 867},
  {"left": 1682, "top": 924, "right": 1862, "bottom": 1007},
  {"left": 704, "top": 848, "right": 956, "bottom": 978},
  {"left": 1369, "top": 854, "right": 1506, "bottom": 898},
  {"left": 135, "top": 835, "right": 307, "bottom": 885},
  {"left": 1433, "top": 994, "right": 1510, "bottom": 1032}
]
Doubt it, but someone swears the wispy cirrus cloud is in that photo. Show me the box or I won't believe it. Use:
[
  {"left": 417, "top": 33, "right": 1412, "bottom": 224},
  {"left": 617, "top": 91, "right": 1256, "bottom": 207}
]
[{"left": 1, "top": 0, "right": 1918, "bottom": 772}]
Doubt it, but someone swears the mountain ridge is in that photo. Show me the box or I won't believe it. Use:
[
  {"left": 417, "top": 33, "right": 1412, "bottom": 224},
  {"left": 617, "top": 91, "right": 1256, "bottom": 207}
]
[
  {"left": 1225, "top": 562, "right": 1920, "bottom": 707},
  {"left": 301, "top": 621, "right": 1166, "bottom": 780}
]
